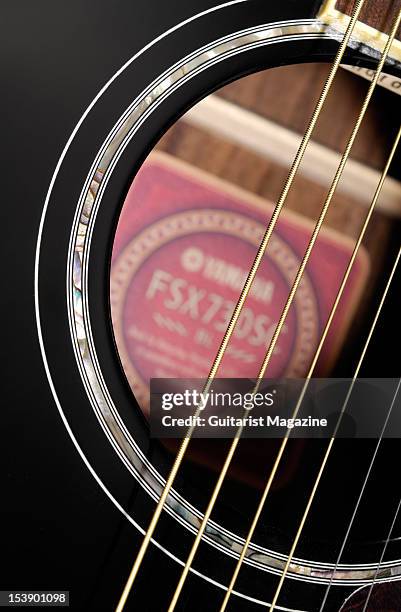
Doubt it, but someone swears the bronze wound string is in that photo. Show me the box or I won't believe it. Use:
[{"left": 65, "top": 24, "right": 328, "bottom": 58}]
[
  {"left": 268, "top": 244, "right": 401, "bottom": 611},
  {"left": 166, "top": 10, "right": 401, "bottom": 608},
  {"left": 219, "top": 125, "right": 401, "bottom": 612},
  {"left": 319, "top": 377, "right": 401, "bottom": 611},
  {"left": 115, "top": 2, "right": 367, "bottom": 609},
  {"left": 362, "top": 495, "right": 401, "bottom": 611}
]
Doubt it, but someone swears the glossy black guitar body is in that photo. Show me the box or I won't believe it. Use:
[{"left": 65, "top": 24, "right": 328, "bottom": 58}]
[{"left": 3, "top": 1, "right": 401, "bottom": 610}]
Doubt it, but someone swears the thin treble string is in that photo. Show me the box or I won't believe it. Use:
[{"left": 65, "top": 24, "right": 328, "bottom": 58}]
[
  {"left": 268, "top": 244, "right": 401, "bottom": 612},
  {"left": 219, "top": 125, "right": 401, "bottom": 612},
  {"left": 167, "top": 7, "right": 400, "bottom": 607},
  {"left": 362, "top": 497, "right": 401, "bottom": 611},
  {"left": 319, "top": 377, "right": 401, "bottom": 611},
  {"left": 115, "top": 1, "right": 367, "bottom": 609}
]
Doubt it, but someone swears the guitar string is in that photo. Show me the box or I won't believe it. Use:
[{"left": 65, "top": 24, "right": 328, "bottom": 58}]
[
  {"left": 319, "top": 376, "right": 401, "bottom": 611},
  {"left": 167, "top": 10, "right": 401, "bottom": 610},
  {"left": 219, "top": 124, "right": 401, "bottom": 612},
  {"left": 115, "top": 1, "right": 367, "bottom": 609},
  {"left": 362, "top": 495, "right": 401, "bottom": 611},
  {"left": 268, "top": 243, "right": 401, "bottom": 611}
]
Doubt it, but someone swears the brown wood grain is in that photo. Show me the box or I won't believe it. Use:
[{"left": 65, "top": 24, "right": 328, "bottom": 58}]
[
  {"left": 216, "top": 62, "right": 395, "bottom": 169},
  {"left": 335, "top": 0, "right": 401, "bottom": 38},
  {"left": 156, "top": 63, "right": 398, "bottom": 300}
]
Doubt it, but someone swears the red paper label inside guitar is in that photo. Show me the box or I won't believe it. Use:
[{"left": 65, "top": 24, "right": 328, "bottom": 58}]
[{"left": 111, "top": 152, "right": 369, "bottom": 412}]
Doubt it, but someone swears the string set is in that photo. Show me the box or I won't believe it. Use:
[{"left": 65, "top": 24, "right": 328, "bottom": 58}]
[
  {"left": 116, "top": 1, "right": 401, "bottom": 609},
  {"left": 268, "top": 245, "right": 401, "bottom": 611}
]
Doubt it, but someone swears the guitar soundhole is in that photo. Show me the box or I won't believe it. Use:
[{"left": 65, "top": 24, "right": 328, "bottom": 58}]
[{"left": 109, "top": 60, "right": 401, "bottom": 574}]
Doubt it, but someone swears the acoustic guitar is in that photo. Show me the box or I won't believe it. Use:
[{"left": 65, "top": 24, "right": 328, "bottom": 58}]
[{"left": 30, "top": 0, "right": 401, "bottom": 610}]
